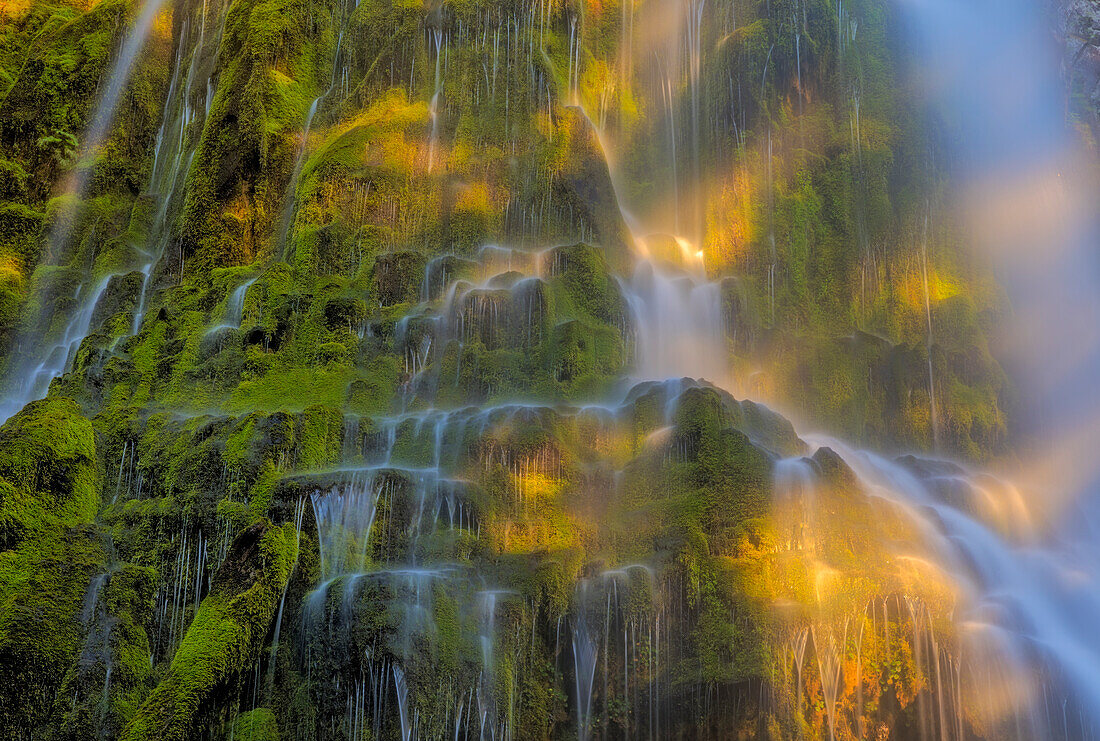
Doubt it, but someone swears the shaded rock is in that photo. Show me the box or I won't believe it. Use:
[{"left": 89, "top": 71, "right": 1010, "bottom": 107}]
[
  {"left": 373, "top": 251, "right": 427, "bottom": 306},
  {"left": 553, "top": 108, "right": 632, "bottom": 263},
  {"left": 120, "top": 521, "right": 297, "bottom": 741}
]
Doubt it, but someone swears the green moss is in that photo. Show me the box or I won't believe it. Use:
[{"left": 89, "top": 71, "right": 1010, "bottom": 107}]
[
  {"left": 0, "top": 158, "right": 29, "bottom": 199},
  {"left": 294, "top": 404, "right": 342, "bottom": 469},
  {"left": 52, "top": 562, "right": 157, "bottom": 740},
  {"left": 372, "top": 250, "right": 427, "bottom": 306},
  {"left": 120, "top": 521, "right": 297, "bottom": 741},
  {"left": 345, "top": 356, "right": 399, "bottom": 414},
  {"left": 227, "top": 366, "right": 359, "bottom": 412},
  {"left": 181, "top": 0, "right": 330, "bottom": 274},
  {"left": 0, "top": 395, "right": 107, "bottom": 736},
  {"left": 0, "top": 527, "right": 107, "bottom": 738},
  {"left": 0, "top": 201, "right": 42, "bottom": 269},
  {"left": 548, "top": 243, "right": 624, "bottom": 324},
  {"left": 0, "top": 396, "right": 98, "bottom": 542},
  {"left": 229, "top": 708, "right": 280, "bottom": 741}
]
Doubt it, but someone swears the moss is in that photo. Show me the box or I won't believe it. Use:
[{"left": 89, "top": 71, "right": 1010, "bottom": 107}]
[
  {"left": 293, "top": 404, "right": 343, "bottom": 470},
  {"left": 0, "top": 201, "right": 42, "bottom": 269},
  {"left": 372, "top": 250, "right": 427, "bottom": 306},
  {"left": 0, "top": 158, "right": 29, "bottom": 199},
  {"left": 0, "top": 527, "right": 107, "bottom": 738},
  {"left": 547, "top": 243, "right": 623, "bottom": 324},
  {"left": 179, "top": 0, "right": 330, "bottom": 274},
  {"left": 315, "top": 340, "right": 348, "bottom": 364},
  {"left": 0, "top": 395, "right": 107, "bottom": 736},
  {"left": 547, "top": 108, "right": 631, "bottom": 260},
  {"left": 120, "top": 520, "right": 297, "bottom": 741},
  {"left": 228, "top": 709, "right": 280, "bottom": 741},
  {"left": 345, "top": 356, "right": 399, "bottom": 414},
  {"left": 0, "top": 396, "right": 98, "bottom": 543},
  {"left": 51, "top": 562, "right": 157, "bottom": 740},
  {"left": 321, "top": 296, "right": 365, "bottom": 331},
  {"left": 227, "top": 366, "right": 359, "bottom": 413},
  {"left": 545, "top": 318, "right": 622, "bottom": 396},
  {"left": 0, "top": 0, "right": 128, "bottom": 195}
]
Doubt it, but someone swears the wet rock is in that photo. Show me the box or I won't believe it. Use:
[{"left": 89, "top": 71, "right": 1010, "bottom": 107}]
[
  {"left": 553, "top": 108, "right": 632, "bottom": 262},
  {"left": 322, "top": 296, "right": 366, "bottom": 332},
  {"left": 90, "top": 271, "right": 143, "bottom": 328},
  {"left": 373, "top": 251, "right": 427, "bottom": 306},
  {"left": 120, "top": 521, "right": 297, "bottom": 741}
]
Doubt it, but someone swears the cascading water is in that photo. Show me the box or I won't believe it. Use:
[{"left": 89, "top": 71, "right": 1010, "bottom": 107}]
[
  {"left": 574, "top": 0, "right": 1100, "bottom": 735},
  {"left": 8, "top": 0, "right": 1100, "bottom": 738},
  {"left": 571, "top": 580, "right": 599, "bottom": 741},
  {"left": 0, "top": 0, "right": 227, "bottom": 423},
  {"left": 0, "top": 0, "right": 169, "bottom": 422},
  {"left": 778, "top": 0, "right": 1100, "bottom": 733},
  {"left": 620, "top": 259, "right": 727, "bottom": 384},
  {"left": 798, "top": 434, "right": 1100, "bottom": 737},
  {"left": 9, "top": 275, "right": 111, "bottom": 413},
  {"left": 211, "top": 0, "right": 1100, "bottom": 735},
  {"left": 427, "top": 28, "right": 446, "bottom": 173},
  {"left": 46, "top": 0, "right": 170, "bottom": 205},
  {"left": 207, "top": 277, "right": 256, "bottom": 334},
  {"left": 564, "top": 1, "right": 732, "bottom": 390},
  {"left": 129, "top": 2, "right": 229, "bottom": 338}
]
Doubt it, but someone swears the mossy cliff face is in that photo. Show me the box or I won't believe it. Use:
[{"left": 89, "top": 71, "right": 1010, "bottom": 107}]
[
  {"left": 0, "top": 0, "right": 1025, "bottom": 739},
  {"left": 121, "top": 520, "right": 297, "bottom": 740},
  {"left": 0, "top": 398, "right": 103, "bottom": 735}
]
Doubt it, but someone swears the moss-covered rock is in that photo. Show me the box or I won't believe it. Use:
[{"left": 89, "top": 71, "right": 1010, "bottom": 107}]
[
  {"left": 372, "top": 250, "right": 427, "bottom": 306},
  {"left": 228, "top": 708, "right": 280, "bottom": 741},
  {"left": 50, "top": 562, "right": 157, "bottom": 740},
  {"left": 551, "top": 109, "right": 632, "bottom": 262},
  {"left": 120, "top": 520, "right": 297, "bottom": 741},
  {"left": 0, "top": 396, "right": 98, "bottom": 545},
  {"left": 0, "top": 397, "right": 105, "bottom": 737}
]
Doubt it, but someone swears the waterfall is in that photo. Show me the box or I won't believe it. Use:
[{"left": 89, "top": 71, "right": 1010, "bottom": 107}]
[
  {"left": 585, "top": 0, "right": 1100, "bottom": 734},
  {"left": 308, "top": 469, "right": 387, "bottom": 580},
  {"left": 393, "top": 664, "right": 412, "bottom": 741},
  {"left": 0, "top": 0, "right": 169, "bottom": 423},
  {"left": 798, "top": 434, "right": 1100, "bottom": 735},
  {"left": 223, "top": 278, "right": 256, "bottom": 328},
  {"left": 282, "top": 0, "right": 1100, "bottom": 735},
  {"left": 571, "top": 581, "right": 599, "bottom": 741},
  {"left": 0, "top": 0, "right": 231, "bottom": 423},
  {"left": 207, "top": 277, "right": 257, "bottom": 335},
  {"left": 12, "top": 1, "right": 1100, "bottom": 738},
  {"left": 620, "top": 259, "right": 727, "bottom": 385},
  {"left": 891, "top": 0, "right": 1100, "bottom": 729},
  {"left": 427, "top": 28, "right": 445, "bottom": 173},
  {"left": 2, "top": 275, "right": 112, "bottom": 420},
  {"left": 128, "top": 2, "right": 227, "bottom": 339},
  {"left": 48, "top": 0, "right": 170, "bottom": 206},
  {"left": 570, "top": 1, "right": 731, "bottom": 390},
  {"left": 772, "top": 456, "right": 816, "bottom": 551}
]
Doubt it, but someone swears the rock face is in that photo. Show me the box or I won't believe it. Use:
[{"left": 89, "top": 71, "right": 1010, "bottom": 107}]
[
  {"left": 121, "top": 521, "right": 297, "bottom": 741},
  {"left": 0, "top": 0, "right": 1051, "bottom": 738},
  {"left": 0, "top": 399, "right": 104, "bottom": 736}
]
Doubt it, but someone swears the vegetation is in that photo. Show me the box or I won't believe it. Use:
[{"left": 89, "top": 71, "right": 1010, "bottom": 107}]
[{"left": 0, "top": 0, "right": 1023, "bottom": 738}]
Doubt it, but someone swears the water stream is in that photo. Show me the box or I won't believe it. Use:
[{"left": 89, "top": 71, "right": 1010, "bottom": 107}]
[
  {"left": 0, "top": 0, "right": 169, "bottom": 422},
  {"left": 570, "top": 0, "right": 1100, "bottom": 735},
  {"left": 5, "top": 0, "right": 1100, "bottom": 738}
]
